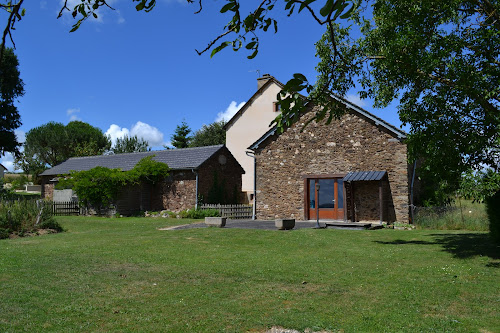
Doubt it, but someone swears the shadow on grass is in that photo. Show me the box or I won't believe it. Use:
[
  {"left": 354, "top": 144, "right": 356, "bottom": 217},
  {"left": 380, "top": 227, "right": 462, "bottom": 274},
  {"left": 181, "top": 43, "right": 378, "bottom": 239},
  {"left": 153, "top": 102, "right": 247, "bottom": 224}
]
[{"left": 375, "top": 233, "right": 500, "bottom": 265}]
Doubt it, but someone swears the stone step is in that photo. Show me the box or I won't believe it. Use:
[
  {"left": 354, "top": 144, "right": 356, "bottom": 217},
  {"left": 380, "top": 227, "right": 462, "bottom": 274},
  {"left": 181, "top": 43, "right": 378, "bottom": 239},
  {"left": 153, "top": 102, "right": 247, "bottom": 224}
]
[{"left": 324, "top": 222, "right": 373, "bottom": 230}]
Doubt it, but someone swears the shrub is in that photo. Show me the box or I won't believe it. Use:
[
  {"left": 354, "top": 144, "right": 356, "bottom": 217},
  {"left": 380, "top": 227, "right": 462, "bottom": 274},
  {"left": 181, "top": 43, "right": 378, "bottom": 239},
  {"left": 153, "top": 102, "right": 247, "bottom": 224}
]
[
  {"left": 0, "top": 200, "right": 62, "bottom": 237},
  {"left": 178, "top": 208, "right": 221, "bottom": 219},
  {"left": 59, "top": 167, "right": 127, "bottom": 215},
  {"left": 486, "top": 191, "right": 500, "bottom": 243},
  {"left": 0, "top": 228, "right": 9, "bottom": 239},
  {"left": 38, "top": 219, "right": 64, "bottom": 232}
]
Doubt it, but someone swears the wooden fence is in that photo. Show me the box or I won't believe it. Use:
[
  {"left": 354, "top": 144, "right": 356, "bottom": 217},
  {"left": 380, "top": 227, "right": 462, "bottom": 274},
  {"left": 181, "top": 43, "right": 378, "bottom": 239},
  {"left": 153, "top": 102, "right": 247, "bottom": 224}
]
[
  {"left": 200, "top": 204, "right": 253, "bottom": 219},
  {"left": 46, "top": 201, "right": 81, "bottom": 216}
]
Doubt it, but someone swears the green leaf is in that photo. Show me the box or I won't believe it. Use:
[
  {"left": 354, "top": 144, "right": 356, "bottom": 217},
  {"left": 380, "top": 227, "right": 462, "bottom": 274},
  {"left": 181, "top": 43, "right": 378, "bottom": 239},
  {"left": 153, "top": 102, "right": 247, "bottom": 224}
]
[
  {"left": 220, "top": 2, "right": 234, "bottom": 13},
  {"left": 245, "top": 41, "right": 257, "bottom": 50},
  {"left": 293, "top": 73, "right": 308, "bottom": 82},
  {"left": 319, "top": 0, "right": 335, "bottom": 17},
  {"left": 339, "top": 3, "right": 357, "bottom": 19},
  {"left": 136, "top": 2, "right": 145, "bottom": 11},
  {"left": 299, "top": 0, "right": 316, "bottom": 13},
  {"left": 247, "top": 49, "right": 258, "bottom": 59},
  {"left": 210, "top": 41, "right": 230, "bottom": 58}
]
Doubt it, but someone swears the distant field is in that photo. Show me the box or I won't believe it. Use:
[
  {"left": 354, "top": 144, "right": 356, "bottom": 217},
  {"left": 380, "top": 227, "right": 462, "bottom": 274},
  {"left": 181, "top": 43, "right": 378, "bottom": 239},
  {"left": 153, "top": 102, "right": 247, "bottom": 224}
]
[
  {"left": 3, "top": 173, "right": 32, "bottom": 181},
  {"left": 0, "top": 216, "right": 498, "bottom": 332}
]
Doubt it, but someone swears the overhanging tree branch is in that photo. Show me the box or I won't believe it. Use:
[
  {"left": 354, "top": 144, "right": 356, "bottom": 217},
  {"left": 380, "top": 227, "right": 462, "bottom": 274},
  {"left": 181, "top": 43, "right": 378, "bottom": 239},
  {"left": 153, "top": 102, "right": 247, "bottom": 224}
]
[{"left": 0, "top": 0, "right": 24, "bottom": 64}]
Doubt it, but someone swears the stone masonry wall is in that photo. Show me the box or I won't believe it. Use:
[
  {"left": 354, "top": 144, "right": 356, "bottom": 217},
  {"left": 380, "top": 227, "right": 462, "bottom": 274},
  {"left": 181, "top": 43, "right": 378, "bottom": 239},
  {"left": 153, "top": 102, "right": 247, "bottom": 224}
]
[
  {"left": 43, "top": 182, "right": 55, "bottom": 199},
  {"left": 156, "top": 171, "right": 197, "bottom": 212},
  {"left": 255, "top": 105, "right": 409, "bottom": 222},
  {"left": 197, "top": 148, "right": 243, "bottom": 204}
]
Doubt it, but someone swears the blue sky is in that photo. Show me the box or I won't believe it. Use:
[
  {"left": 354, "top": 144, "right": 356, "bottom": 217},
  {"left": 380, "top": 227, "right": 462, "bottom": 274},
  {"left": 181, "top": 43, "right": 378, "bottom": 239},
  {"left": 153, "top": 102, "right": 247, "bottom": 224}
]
[{"left": 1, "top": 0, "right": 404, "bottom": 171}]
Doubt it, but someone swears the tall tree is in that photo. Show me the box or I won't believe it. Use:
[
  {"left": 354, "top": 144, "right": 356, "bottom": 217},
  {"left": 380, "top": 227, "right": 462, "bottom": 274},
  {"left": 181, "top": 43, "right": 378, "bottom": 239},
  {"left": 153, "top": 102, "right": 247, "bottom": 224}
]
[
  {"left": 16, "top": 121, "right": 111, "bottom": 175},
  {"left": 112, "top": 135, "right": 150, "bottom": 154},
  {"left": 189, "top": 120, "right": 226, "bottom": 148},
  {"left": 170, "top": 121, "right": 192, "bottom": 149},
  {"left": 0, "top": 47, "right": 24, "bottom": 155},
  {"left": 66, "top": 121, "right": 111, "bottom": 156},
  {"left": 273, "top": 0, "right": 500, "bottom": 201}
]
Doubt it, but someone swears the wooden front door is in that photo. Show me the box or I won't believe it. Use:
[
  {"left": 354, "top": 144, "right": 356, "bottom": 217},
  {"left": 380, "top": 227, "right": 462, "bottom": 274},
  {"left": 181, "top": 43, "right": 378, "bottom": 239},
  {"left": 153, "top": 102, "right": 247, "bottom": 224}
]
[{"left": 307, "top": 178, "right": 344, "bottom": 220}]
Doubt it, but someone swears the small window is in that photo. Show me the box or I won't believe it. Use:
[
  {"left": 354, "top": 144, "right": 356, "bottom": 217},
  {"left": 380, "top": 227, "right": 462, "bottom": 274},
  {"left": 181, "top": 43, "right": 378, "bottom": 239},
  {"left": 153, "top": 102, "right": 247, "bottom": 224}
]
[{"left": 273, "top": 102, "right": 282, "bottom": 112}]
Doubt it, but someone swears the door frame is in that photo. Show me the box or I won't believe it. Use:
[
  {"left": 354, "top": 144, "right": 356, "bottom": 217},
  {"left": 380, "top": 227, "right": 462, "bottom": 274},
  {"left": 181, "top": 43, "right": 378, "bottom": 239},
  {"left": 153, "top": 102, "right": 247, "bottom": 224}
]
[{"left": 303, "top": 174, "right": 346, "bottom": 220}]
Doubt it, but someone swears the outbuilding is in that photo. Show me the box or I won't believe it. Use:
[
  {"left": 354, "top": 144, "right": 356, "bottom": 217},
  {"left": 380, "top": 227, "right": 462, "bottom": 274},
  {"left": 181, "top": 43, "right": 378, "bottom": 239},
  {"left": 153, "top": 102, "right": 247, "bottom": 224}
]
[{"left": 40, "top": 145, "right": 244, "bottom": 215}]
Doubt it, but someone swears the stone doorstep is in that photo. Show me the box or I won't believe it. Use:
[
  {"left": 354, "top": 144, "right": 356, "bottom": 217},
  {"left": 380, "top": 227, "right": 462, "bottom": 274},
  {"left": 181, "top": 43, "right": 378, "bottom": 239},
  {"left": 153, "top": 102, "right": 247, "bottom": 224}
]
[{"left": 324, "top": 221, "right": 373, "bottom": 230}]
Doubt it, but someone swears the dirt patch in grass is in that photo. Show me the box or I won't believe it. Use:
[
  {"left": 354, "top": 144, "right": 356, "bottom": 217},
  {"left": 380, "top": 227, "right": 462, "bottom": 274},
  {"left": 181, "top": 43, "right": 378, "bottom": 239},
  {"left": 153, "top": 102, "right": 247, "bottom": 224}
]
[{"left": 7, "top": 228, "right": 60, "bottom": 239}]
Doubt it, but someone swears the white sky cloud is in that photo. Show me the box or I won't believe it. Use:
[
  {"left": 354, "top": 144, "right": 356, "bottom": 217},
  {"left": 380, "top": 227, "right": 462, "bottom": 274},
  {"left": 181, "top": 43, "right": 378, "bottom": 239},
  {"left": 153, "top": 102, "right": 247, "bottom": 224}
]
[
  {"left": 66, "top": 108, "right": 81, "bottom": 121},
  {"left": 105, "top": 124, "right": 130, "bottom": 146},
  {"left": 345, "top": 93, "right": 368, "bottom": 108},
  {"left": 130, "top": 121, "right": 164, "bottom": 147},
  {"left": 15, "top": 129, "right": 25, "bottom": 144},
  {"left": 105, "top": 122, "right": 165, "bottom": 148},
  {"left": 0, "top": 130, "right": 27, "bottom": 172},
  {"left": 0, "top": 152, "right": 18, "bottom": 172},
  {"left": 216, "top": 101, "right": 246, "bottom": 122}
]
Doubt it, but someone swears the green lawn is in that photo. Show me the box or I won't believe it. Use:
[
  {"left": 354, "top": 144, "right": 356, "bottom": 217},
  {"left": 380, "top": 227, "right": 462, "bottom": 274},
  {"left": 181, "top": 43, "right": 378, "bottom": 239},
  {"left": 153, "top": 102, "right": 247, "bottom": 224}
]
[{"left": 1, "top": 217, "right": 499, "bottom": 332}]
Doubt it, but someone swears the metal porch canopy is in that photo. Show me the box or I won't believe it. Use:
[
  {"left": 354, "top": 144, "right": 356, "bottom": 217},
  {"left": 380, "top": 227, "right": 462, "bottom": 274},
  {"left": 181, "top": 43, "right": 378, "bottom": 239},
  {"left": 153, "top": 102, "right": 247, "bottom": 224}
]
[
  {"left": 343, "top": 171, "right": 387, "bottom": 182},
  {"left": 342, "top": 171, "right": 388, "bottom": 224}
]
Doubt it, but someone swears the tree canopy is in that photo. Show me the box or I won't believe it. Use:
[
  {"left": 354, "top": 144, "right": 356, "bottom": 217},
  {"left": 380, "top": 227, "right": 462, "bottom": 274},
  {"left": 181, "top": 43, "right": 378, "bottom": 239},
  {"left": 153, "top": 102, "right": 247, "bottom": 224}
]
[
  {"left": 0, "top": 47, "right": 24, "bottom": 155},
  {"left": 189, "top": 120, "right": 226, "bottom": 148},
  {"left": 112, "top": 135, "right": 150, "bottom": 154},
  {"left": 170, "top": 121, "right": 192, "bottom": 149},
  {"left": 129, "top": 155, "right": 170, "bottom": 185},
  {"left": 16, "top": 121, "right": 111, "bottom": 175},
  {"left": 294, "top": 0, "right": 499, "bottom": 200}
]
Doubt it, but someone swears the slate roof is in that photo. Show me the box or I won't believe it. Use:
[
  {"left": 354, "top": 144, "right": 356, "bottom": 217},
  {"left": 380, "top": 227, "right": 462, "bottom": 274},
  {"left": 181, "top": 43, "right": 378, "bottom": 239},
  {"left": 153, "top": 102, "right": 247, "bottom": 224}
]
[
  {"left": 40, "top": 145, "right": 225, "bottom": 176},
  {"left": 343, "top": 171, "right": 387, "bottom": 182}
]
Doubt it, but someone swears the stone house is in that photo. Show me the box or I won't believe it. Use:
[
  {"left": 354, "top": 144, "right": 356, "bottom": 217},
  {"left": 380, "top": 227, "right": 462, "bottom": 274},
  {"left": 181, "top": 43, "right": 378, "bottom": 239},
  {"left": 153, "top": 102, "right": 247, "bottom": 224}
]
[
  {"left": 40, "top": 145, "right": 244, "bottom": 215},
  {"left": 247, "top": 94, "right": 410, "bottom": 223}
]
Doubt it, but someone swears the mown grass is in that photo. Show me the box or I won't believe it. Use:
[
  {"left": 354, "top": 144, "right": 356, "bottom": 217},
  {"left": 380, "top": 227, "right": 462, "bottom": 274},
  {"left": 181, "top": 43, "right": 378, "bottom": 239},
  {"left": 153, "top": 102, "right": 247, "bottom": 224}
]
[
  {"left": 0, "top": 216, "right": 499, "bottom": 332},
  {"left": 414, "top": 200, "right": 489, "bottom": 231}
]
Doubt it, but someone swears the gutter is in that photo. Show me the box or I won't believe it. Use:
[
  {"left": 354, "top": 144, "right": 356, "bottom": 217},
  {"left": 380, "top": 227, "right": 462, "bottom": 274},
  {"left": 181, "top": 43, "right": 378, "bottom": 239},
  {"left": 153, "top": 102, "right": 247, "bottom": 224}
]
[
  {"left": 410, "top": 160, "right": 417, "bottom": 223},
  {"left": 245, "top": 150, "right": 257, "bottom": 220},
  {"left": 192, "top": 169, "right": 199, "bottom": 210}
]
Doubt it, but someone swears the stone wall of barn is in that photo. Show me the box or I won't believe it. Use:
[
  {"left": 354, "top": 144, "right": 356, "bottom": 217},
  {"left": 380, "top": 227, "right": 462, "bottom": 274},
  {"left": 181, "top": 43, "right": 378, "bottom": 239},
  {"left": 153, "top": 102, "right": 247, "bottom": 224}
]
[
  {"left": 151, "top": 149, "right": 243, "bottom": 212},
  {"left": 255, "top": 105, "right": 409, "bottom": 222},
  {"left": 153, "top": 171, "right": 197, "bottom": 212},
  {"left": 197, "top": 148, "right": 243, "bottom": 205}
]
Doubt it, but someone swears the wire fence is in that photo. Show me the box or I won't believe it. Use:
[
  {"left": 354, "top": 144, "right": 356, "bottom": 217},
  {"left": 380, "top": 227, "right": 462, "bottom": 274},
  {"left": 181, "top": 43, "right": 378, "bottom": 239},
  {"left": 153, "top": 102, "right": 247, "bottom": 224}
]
[{"left": 200, "top": 204, "right": 253, "bottom": 219}]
